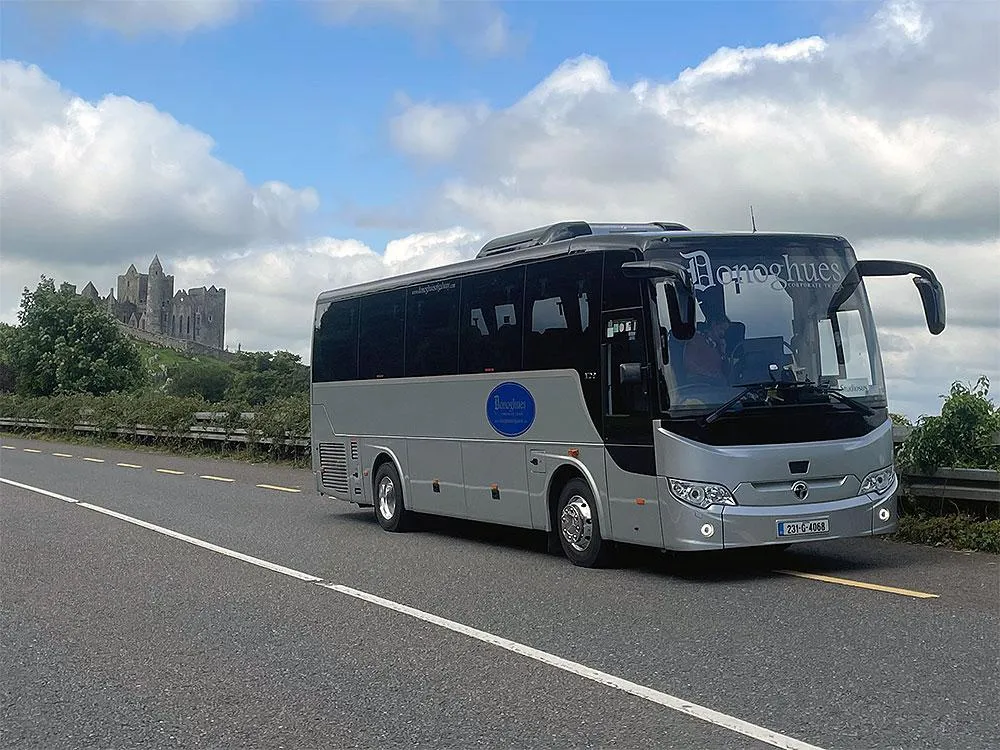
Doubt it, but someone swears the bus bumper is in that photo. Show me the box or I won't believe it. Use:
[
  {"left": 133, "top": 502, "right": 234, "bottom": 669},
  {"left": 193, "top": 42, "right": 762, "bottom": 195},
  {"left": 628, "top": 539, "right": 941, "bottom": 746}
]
[{"left": 661, "top": 478, "right": 899, "bottom": 551}]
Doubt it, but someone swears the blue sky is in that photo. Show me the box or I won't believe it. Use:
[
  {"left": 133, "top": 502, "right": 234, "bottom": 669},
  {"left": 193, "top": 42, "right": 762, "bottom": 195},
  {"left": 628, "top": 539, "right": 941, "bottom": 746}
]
[{"left": 3, "top": 0, "right": 874, "bottom": 249}]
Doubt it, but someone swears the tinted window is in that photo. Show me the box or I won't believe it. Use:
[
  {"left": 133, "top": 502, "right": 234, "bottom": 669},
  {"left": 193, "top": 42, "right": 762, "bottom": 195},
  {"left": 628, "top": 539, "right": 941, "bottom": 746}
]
[
  {"left": 312, "top": 299, "right": 359, "bottom": 382},
  {"left": 359, "top": 289, "right": 405, "bottom": 379},
  {"left": 523, "top": 253, "right": 602, "bottom": 374},
  {"left": 459, "top": 266, "right": 525, "bottom": 374},
  {"left": 405, "top": 280, "right": 460, "bottom": 377},
  {"left": 603, "top": 248, "right": 643, "bottom": 311}
]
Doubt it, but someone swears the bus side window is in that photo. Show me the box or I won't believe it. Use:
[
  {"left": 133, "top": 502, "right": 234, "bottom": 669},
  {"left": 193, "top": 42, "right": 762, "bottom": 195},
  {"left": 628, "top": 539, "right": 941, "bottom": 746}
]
[
  {"left": 312, "top": 298, "right": 359, "bottom": 382},
  {"left": 459, "top": 266, "right": 525, "bottom": 374},
  {"left": 523, "top": 254, "right": 602, "bottom": 374},
  {"left": 359, "top": 289, "right": 405, "bottom": 379},
  {"left": 405, "top": 281, "right": 460, "bottom": 377}
]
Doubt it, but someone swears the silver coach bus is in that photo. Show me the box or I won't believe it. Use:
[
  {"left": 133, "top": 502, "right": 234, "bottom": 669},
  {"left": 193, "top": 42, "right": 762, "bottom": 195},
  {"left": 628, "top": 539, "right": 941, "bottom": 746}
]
[{"left": 310, "top": 221, "right": 945, "bottom": 567}]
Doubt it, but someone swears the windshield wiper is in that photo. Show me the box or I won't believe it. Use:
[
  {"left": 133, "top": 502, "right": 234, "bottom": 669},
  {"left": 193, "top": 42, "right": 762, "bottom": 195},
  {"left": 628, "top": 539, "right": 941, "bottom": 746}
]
[
  {"left": 701, "top": 381, "right": 780, "bottom": 425},
  {"left": 797, "top": 381, "right": 875, "bottom": 416},
  {"left": 700, "top": 376, "right": 874, "bottom": 426}
]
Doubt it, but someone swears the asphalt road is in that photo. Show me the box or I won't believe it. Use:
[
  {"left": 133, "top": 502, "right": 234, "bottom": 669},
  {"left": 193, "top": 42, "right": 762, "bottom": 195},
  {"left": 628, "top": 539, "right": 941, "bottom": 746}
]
[{"left": 2, "top": 435, "right": 997, "bottom": 750}]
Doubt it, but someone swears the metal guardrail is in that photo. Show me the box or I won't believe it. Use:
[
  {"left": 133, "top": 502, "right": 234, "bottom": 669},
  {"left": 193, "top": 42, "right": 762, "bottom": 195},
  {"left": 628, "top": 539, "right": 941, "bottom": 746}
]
[
  {"left": 2, "top": 416, "right": 997, "bottom": 503},
  {"left": 901, "top": 468, "right": 999, "bottom": 505},
  {"left": 0, "top": 417, "right": 309, "bottom": 448}
]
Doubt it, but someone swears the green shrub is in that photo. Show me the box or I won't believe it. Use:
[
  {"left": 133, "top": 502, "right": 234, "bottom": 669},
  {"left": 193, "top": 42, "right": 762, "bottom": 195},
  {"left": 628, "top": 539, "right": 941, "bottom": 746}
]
[{"left": 896, "top": 376, "right": 1000, "bottom": 473}]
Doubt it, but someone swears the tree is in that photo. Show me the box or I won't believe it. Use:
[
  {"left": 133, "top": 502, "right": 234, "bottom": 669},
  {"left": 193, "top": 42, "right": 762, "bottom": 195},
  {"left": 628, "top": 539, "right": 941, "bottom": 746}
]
[
  {"left": 896, "top": 376, "right": 1000, "bottom": 472},
  {"left": 226, "top": 349, "right": 309, "bottom": 406},
  {"left": 10, "top": 276, "right": 146, "bottom": 397},
  {"left": 166, "top": 360, "right": 232, "bottom": 402},
  {"left": 0, "top": 322, "right": 15, "bottom": 393}
]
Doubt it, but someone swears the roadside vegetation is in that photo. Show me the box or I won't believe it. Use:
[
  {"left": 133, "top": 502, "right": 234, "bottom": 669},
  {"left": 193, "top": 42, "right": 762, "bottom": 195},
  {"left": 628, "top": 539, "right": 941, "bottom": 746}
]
[
  {"left": 890, "top": 376, "right": 999, "bottom": 554},
  {"left": 2, "top": 276, "right": 997, "bottom": 552},
  {"left": 0, "top": 276, "right": 308, "bottom": 464}
]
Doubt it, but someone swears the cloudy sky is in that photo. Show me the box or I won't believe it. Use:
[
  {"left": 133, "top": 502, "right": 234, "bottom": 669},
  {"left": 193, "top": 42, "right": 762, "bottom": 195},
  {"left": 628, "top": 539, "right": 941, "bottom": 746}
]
[{"left": 1, "top": 0, "right": 997, "bottom": 419}]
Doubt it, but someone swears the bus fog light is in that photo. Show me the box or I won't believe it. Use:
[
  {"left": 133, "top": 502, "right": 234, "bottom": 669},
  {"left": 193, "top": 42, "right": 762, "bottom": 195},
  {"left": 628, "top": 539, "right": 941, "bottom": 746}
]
[
  {"left": 668, "top": 478, "right": 736, "bottom": 509},
  {"left": 878, "top": 508, "right": 891, "bottom": 522},
  {"left": 700, "top": 523, "right": 715, "bottom": 538}
]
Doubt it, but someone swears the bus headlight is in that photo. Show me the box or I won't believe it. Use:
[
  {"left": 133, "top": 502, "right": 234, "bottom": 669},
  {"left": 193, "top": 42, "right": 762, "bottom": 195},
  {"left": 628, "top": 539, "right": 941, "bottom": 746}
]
[
  {"left": 861, "top": 465, "right": 895, "bottom": 495},
  {"left": 668, "top": 478, "right": 736, "bottom": 508}
]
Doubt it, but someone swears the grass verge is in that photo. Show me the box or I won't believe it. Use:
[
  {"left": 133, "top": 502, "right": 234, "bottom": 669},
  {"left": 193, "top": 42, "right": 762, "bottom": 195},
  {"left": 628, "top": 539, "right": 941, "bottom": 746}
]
[{"left": 889, "top": 513, "right": 1000, "bottom": 554}]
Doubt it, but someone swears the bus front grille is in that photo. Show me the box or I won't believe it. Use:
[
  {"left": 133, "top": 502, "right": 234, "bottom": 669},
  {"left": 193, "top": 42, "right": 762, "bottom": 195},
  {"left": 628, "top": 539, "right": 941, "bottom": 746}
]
[{"left": 319, "top": 442, "right": 350, "bottom": 496}]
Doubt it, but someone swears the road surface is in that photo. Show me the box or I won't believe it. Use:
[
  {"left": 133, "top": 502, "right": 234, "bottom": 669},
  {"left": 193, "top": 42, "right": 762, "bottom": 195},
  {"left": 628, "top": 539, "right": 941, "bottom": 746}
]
[{"left": 2, "top": 436, "right": 997, "bottom": 749}]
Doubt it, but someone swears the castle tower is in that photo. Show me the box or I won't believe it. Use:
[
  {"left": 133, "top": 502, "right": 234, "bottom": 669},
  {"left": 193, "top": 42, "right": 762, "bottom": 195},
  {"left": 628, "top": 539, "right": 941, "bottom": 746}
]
[
  {"left": 203, "top": 285, "right": 226, "bottom": 350},
  {"left": 145, "top": 255, "right": 173, "bottom": 334}
]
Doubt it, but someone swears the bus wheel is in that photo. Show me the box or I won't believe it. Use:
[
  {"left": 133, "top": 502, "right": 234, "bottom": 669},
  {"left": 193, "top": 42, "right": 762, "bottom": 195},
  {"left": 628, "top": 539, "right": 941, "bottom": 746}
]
[
  {"left": 374, "top": 461, "right": 410, "bottom": 532},
  {"left": 556, "top": 478, "right": 610, "bottom": 568}
]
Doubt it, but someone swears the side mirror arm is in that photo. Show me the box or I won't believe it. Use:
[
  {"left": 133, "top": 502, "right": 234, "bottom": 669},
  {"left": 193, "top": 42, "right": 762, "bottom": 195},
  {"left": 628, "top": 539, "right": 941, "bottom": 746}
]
[{"left": 827, "top": 259, "right": 946, "bottom": 335}]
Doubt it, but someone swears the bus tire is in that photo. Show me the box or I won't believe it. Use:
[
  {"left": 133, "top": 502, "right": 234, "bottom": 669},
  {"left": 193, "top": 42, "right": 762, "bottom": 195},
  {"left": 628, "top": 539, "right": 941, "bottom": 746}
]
[
  {"left": 556, "top": 478, "right": 611, "bottom": 568},
  {"left": 373, "top": 460, "right": 410, "bottom": 532}
]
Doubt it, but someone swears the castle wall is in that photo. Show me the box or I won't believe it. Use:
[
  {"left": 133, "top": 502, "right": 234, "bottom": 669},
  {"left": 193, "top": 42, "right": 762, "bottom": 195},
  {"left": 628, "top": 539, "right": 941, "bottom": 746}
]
[{"left": 114, "top": 322, "right": 235, "bottom": 361}]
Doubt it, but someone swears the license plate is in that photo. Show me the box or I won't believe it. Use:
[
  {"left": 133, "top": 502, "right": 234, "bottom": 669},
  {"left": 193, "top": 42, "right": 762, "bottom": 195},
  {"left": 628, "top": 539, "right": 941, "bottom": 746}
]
[{"left": 777, "top": 518, "right": 829, "bottom": 537}]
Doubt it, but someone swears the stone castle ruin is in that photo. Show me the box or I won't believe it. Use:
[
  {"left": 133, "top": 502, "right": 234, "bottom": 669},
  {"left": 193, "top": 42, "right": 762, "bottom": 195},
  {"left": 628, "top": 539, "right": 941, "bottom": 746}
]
[{"left": 78, "top": 255, "right": 226, "bottom": 352}]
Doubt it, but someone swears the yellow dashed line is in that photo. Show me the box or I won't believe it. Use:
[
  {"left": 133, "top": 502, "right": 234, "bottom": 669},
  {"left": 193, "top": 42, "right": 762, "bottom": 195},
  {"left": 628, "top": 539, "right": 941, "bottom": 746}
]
[
  {"left": 52, "top": 453, "right": 73, "bottom": 458},
  {"left": 200, "top": 475, "right": 234, "bottom": 483},
  {"left": 256, "top": 483, "right": 301, "bottom": 494},
  {"left": 82, "top": 457, "right": 105, "bottom": 463},
  {"left": 23, "top": 448, "right": 42, "bottom": 453},
  {"left": 117, "top": 463, "right": 142, "bottom": 469},
  {"left": 775, "top": 569, "right": 940, "bottom": 599},
  {"left": 156, "top": 468, "right": 185, "bottom": 475}
]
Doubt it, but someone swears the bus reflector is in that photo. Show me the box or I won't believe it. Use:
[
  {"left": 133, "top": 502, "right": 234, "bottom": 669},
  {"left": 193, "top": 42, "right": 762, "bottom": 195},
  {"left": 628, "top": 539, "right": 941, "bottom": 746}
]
[{"left": 568, "top": 448, "right": 580, "bottom": 458}]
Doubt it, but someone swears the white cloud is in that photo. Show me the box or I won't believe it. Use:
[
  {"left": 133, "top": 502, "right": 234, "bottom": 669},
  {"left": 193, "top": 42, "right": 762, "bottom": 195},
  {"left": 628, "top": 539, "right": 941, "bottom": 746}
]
[
  {"left": 0, "top": 61, "right": 319, "bottom": 266},
  {"left": 393, "top": 2, "right": 997, "bottom": 246},
  {"left": 313, "top": 0, "right": 519, "bottom": 57},
  {"left": 384, "top": 0, "right": 999, "bottom": 418},
  {"left": 31, "top": 0, "right": 248, "bottom": 35},
  {"left": 390, "top": 97, "right": 489, "bottom": 160}
]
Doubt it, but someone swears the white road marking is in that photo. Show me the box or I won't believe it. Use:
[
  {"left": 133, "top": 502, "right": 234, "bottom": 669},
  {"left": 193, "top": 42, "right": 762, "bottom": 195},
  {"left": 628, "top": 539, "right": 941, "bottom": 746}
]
[
  {"left": 23, "top": 448, "right": 42, "bottom": 453},
  {"left": 200, "top": 475, "right": 235, "bottom": 483},
  {"left": 53, "top": 453, "right": 73, "bottom": 458},
  {"left": 2, "top": 445, "right": 16, "bottom": 450},
  {"left": 82, "top": 457, "right": 105, "bottom": 463},
  {"left": 156, "top": 468, "right": 184, "bottom": 475},
  {"left": 117, "top": 463, "right": 142, "bottom": 469},
  {"left": 317, "top": 582, "right": 823, "bottom": 750},
  {"left": 0, "top": 477, "right": 79, "bottom": 504},
  {"left": 0, "top": 477, "right": 322, "bottom": 582},
  {"left": 1, "top": 475, "right": 825, "bottom": 750}
]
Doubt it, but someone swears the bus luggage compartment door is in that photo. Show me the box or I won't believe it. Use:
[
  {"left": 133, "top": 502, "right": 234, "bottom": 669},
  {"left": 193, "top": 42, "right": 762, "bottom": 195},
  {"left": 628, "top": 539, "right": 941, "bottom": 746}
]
[{"left": 462, "top": 442, "right": 532, "bottom": 528}]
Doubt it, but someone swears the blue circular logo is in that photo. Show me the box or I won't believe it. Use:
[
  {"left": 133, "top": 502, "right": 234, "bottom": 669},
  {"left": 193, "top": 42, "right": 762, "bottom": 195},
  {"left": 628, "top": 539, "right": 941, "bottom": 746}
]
[{"left": 486, "top": 381, "right": 536, "bottom": 438}]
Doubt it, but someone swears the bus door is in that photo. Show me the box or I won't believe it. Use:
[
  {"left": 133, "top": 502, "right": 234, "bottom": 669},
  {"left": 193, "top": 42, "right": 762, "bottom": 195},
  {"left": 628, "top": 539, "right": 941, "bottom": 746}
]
[{"left": 601, "top": 309, "right": 664, "bottom": 547}]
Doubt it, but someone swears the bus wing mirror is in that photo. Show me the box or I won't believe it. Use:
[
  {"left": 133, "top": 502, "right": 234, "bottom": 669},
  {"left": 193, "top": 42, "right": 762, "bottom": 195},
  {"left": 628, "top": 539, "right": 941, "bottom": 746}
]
[
  {"left": 827, "top": 259, "right": 946, "bottom": 335},
  {"left": 621, "top": 261, "right": 697, "bottom": 340}
]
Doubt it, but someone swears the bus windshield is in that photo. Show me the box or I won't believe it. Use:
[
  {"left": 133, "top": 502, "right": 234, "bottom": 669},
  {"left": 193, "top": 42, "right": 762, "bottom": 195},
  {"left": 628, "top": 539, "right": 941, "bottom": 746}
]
[{"left": 650, "top": 236, "right": 887, "bottom": 417}]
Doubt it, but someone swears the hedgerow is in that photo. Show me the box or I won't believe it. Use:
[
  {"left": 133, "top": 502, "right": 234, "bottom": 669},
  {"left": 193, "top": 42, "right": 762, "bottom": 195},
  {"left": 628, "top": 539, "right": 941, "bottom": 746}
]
[{"left": 0, "top": 391, "right": 309, "bottom": 458}]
